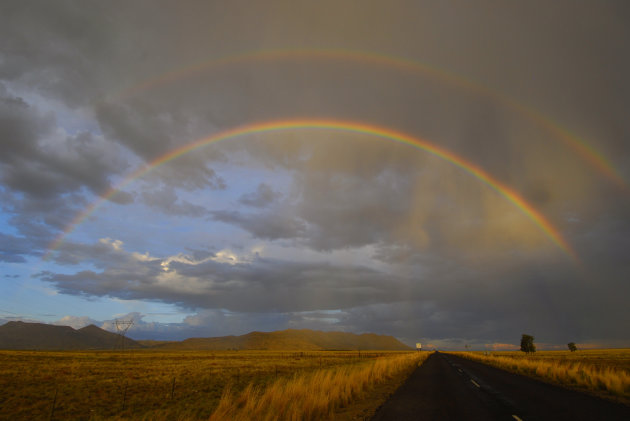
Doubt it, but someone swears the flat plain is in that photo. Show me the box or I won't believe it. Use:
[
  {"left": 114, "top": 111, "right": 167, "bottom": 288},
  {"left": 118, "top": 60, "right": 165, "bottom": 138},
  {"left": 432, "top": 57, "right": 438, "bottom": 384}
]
[{"left": 0, "top": 349, "right": 423, "bottom": 420}]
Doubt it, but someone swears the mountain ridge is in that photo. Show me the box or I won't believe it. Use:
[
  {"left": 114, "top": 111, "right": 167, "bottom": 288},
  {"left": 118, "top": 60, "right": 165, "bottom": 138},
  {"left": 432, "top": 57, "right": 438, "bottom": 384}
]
[
  {"left": 0, "top": 321, "right": 142, "bottom": 350},
  {"left": 143, "top": 328, "right": 411, "bottom": 350},
  {"left": 0, "top": 322, "right": 411, "bottom": 351}
]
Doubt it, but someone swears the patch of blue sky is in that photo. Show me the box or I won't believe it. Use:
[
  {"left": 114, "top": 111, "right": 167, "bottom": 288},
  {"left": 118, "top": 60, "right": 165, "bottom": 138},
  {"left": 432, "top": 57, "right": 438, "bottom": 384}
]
[
  {"left": 0, "top": 258, "right": 84, "bottom": 322},
  {"left": 0, "top": 211, "right": 20, "bottom": 237},
  {"left": 60, "top": 162, "right": 293, "bottom": 258},
  {"left": 0, "top": 260, "right": 191, "bottom": 325},
  {"left": 177, "top": 163, "right": 293, "bottom": 211},
  {"left": 60, "top": 198, "right": 246, "bottom": 259}
]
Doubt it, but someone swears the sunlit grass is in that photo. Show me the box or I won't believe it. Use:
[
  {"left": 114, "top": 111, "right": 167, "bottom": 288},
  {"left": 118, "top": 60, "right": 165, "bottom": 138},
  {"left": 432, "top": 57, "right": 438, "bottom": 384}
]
[
  {"left": 0, "top": 349, "right": 420, "bottom": 420},
  {"left": 451, "top": 349, "right": 630, "bottom": 405},
  {"left": 208, "top": 351, "right": 429, "bottom": 421}
]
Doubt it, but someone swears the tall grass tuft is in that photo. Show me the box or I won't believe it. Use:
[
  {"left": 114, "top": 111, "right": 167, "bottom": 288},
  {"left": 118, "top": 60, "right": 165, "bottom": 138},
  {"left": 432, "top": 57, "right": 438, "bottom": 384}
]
[
  {"left": 209, "top": 352, "right": 428, "bottom": 421},
  {"left": 453, "top": 352, "right": 630, "bottom": 402}
]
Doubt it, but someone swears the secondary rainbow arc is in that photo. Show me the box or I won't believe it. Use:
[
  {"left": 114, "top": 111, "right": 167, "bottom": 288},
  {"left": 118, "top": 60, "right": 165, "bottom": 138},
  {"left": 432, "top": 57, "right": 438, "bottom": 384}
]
[
  {"left": 116, "top": 48, "right": 627, "bottom": 190},
  {"left": 45, "top": 119, "right": 578, "bottom": 262}
]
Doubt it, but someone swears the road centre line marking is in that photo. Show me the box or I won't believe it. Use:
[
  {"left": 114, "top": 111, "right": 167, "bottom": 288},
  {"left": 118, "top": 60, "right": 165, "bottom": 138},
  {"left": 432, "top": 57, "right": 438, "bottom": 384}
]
[
  {"left": 470, "top": 379, "right": 480, "bottom": 388},
  {"left": 512, "top": 415, "right": 523, "bottom": 421}
]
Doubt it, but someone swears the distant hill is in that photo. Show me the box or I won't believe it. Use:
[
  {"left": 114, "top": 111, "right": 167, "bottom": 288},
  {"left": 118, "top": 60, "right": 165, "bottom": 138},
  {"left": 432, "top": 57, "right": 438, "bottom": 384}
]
[
  {"left": 0, "top": 321, "right": 142, "bottom": 350},
  {"left": 136, "top": 339, "right": 176, "bottom": 347},
  {"left": 0, "top": 323, "right": 410, "bottom": 351},
  {"left": 149, "top": 329, "right": 411, "bottom": 351}
]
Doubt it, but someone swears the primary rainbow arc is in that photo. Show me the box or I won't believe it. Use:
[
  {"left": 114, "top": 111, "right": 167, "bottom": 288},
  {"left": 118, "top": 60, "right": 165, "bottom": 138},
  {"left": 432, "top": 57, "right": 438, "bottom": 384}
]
[{"left": 46, "top": 118, "right": 578, "bottom": 262}]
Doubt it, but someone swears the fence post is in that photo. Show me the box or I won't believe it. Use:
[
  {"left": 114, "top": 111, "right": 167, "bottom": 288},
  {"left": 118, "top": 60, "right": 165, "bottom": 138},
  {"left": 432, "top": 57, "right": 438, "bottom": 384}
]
[
  {"left": 49, "top": 387, "right": 58, "bottom": 421},
  {"left": 122, "top": 382, "right": 128, "bottom": 412}
]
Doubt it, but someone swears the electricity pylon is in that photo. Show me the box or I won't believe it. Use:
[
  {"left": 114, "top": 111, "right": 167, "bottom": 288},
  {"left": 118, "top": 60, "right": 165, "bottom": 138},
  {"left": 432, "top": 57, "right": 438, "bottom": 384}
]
[{"left": 114, "top": 319, "right": 134, "bottom": 351}]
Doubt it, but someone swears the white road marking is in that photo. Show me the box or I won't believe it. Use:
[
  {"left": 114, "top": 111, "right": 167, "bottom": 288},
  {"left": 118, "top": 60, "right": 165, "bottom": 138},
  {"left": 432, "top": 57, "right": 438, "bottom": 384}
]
[
  {"left": 512, "top": 415, "right": 523, "bottom": 421},
  {"left": 458, "top": 368, "right": 463, "bottom": 373},
  {"left": 470, "top": 379, "right": 480, "bottom": 388}
]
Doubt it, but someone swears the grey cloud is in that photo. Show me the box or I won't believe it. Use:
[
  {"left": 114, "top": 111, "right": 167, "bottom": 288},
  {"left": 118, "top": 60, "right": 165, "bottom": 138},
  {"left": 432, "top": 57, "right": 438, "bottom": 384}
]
[
  {"left": 0, "top": 1, "right": 127, "bottom": 107},
  {"left": 0, "top": 188, "right": 84, "bottom": 257},
  {"left": 36, "top": 230, "right": 630, "bottom": 345},
  {"left": 2, "top": 130, "right": 128, "bottom": 199},
  {"left": 108, "top": 190, "right": 134, "bottom": 205},
  {"left": 96, "top": 101, "right": 228, "bottom": 191},
  {"left": 39, "top": 255, "right": 630, "bottom": 346},
  {"left": 0, "top": 87, "right": 131, "bottom": 252},
  {"left": 0, "top": 253, "right": 26, "bottom": 263},
  {"left": 1, "top": 1, "right": 228, "bottom": 197},
  {"left": 0, "top": 86, "right": 51, "bottom": 161},
  {"left": 0, "top": 232, "right": 38, "bottom": 262},
  {"left": 53, "top": 315, "right": 98, "bottom": 330},
  {"left": 47, "top": 238, "right": 124, "bottom": 266},
  {"left": 238, "top": 183, "right": 281, "bottom": 208},
  {"left": 211, "top": 209, "right": 307, "bottom": 241},
  {"left": 95, "top": 101, "right": 179, "bottom": 163},
  {"left": 141, "top": 186, "right": 208, "bottom": 217},
  {"left": 332, "top": 268, "right": 630, "bottom": 348},
  {"left": 41, "top": 241, "right": 406, "bottom": 312},
  {"left": 209, "top": 149, "right": 421, "bottom": 251}
]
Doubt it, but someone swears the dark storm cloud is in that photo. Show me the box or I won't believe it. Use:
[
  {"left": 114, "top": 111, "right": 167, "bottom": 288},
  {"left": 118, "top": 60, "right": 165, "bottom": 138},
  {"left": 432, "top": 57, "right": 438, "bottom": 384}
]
[
  {"left": 0, "top": 1, "right": 118, "bottom": 105},
  {"left": 329, "top": 264, "right": 630, "bottom": 347},
  {"left": 0, "top": 86, "right": 130, "bottom": 252},
  {"left": 0, "top": 85, "right": 50, "bottom": 161},
  {"left": 0, "top": 86, "right": 128, "bottom": 197},
  {"left": 1, "top": 1, "right": 228, "bottom": 194},
  {"left": 2, "top": 130, "right": 127, "bottom": 198}
]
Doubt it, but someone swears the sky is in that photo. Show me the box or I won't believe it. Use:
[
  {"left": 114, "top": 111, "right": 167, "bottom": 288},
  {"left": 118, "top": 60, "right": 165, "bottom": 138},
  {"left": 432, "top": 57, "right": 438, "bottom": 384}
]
[{"left": 1, "top": 0, "right": 629, "bottom": 350}]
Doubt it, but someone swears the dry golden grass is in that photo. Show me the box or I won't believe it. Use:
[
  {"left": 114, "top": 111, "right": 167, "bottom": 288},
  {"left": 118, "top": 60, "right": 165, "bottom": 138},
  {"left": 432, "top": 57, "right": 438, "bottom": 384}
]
[
  {"left": 451, "top": 349, "right": 630, "bottom": 405},
  {"left": 208, "top": 351, "right": 429, "bottom": 421},
  {"left": 0, "top": 349, "right": 419, "bottom": 420}
]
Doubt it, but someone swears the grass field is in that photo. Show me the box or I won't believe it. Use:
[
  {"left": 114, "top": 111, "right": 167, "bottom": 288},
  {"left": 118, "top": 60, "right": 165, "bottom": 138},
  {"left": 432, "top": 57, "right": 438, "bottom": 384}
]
[
  {"left": 0, "top": 349, "right": 425, "bottom": 420},
  {"left": 208, "top": 351, "right": 428, "bottom": 420},
  {"left": 450, "top": 349, "right": 630, "bottom": 405}
]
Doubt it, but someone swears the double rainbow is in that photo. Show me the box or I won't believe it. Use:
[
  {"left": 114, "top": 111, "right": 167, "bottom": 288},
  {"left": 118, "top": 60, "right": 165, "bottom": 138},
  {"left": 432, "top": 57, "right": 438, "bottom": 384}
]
[
  {"left": 46, "top": 119, "right": 578, "bottom": 263},
  {"left": 117, "top": 48, "right": 626, "bottom": 191}
]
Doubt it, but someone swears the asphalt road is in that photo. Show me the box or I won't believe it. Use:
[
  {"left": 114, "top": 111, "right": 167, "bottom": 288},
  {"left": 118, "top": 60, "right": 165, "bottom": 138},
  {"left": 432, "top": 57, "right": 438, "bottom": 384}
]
[{"left": 371, "top": 352, "right": 630, "bottom": 421}]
